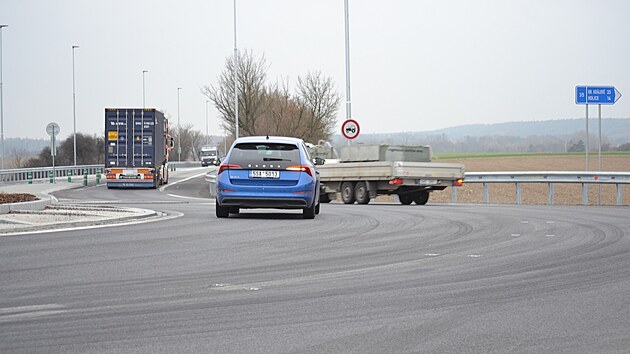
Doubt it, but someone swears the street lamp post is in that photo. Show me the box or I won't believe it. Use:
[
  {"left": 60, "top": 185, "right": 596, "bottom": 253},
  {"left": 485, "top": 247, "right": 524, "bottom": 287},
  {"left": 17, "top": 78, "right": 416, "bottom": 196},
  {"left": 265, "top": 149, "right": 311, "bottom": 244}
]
[
  {"left": 233, "top": 0, "right": 239, "bottom": 139},
  {"left": 142, "top": 70, "right": 148, "bottom": 109},
  {"left": 0, "top": 25, "right": 7, "bottom": 170},
  {"left": 72, "top": 45, "right": 79, "bottom": 166},
  {"left": 177, "top": 87, "right": 182, "bottom": 162},
  {"left": 205, "top": 100, "right": 210, "bottom": 138}
]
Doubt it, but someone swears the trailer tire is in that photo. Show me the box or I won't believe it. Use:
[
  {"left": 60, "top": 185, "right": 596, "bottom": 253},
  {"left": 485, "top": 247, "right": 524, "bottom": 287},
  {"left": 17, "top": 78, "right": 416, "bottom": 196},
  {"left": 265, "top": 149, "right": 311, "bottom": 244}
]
[
  {"left": 355, "top": 182, "right": 370, "bottom": 204},
  {"left": 341, "top": 182, "right": 356, "bottom": 204},
  {"left": 413, "top": 191, "right": 429, "bottom": 205},
  {"left": 398, "top": 193, "right": 413, "bottom": 205}
]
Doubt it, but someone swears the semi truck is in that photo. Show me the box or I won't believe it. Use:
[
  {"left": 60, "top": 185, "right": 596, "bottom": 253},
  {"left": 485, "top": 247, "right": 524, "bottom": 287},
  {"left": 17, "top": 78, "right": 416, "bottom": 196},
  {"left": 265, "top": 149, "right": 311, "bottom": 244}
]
[
  {"left": 310, "top": 143, "right": 465, "bottom": 205},
  {"left": 200, "top": 145, "right": 220, "bottom": 166},
  {"left": 104, "top": 108, "right": 173, "bottom": 188}
]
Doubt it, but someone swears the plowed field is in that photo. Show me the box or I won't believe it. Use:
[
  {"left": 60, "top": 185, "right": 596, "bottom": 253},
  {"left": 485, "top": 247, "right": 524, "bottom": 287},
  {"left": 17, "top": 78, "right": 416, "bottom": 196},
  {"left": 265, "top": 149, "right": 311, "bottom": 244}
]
[{"left": 429, "top": 154, "right": 630, "bottom": 205}]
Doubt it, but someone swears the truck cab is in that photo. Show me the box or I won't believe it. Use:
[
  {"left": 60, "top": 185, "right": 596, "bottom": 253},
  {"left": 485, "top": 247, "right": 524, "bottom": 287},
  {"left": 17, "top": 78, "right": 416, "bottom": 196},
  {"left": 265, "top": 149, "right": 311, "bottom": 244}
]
[{"left": 200, "top": 146, "right": 220, "bottom": 167}]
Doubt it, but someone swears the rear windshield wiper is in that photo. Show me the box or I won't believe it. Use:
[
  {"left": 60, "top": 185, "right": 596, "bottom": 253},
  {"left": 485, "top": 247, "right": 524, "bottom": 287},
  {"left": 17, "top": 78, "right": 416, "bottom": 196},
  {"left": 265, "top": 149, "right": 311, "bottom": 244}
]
[{"left": 263, "top": 157, "right": 292, "bottom": 161}]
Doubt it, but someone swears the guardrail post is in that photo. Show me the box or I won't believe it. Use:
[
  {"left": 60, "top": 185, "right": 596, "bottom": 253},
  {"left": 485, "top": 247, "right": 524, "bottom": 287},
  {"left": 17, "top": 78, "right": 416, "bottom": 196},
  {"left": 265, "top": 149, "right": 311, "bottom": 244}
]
[
  {"left": 515, "top": 183, "right": 522, "bottom": 205},
  {"left": 483, "top": 183, "right": 489, "bottom": 204},
  {"left": 96, "top": 169, "right": 101, "bottom": 184},
  {"left": 582, "top": 183, "right": 589, "bottom": 205},
  {"left": 617, "top": 184, "right": 623, "bottom": 206},
  {"left": 67, "top": 169, "right": 72, "bottom": 182},
  {"left": 27, "top": 171, "right": 33, "bottom": 184},
  {"left": 451, "top": 187, "right": 457, "bottom": 204},
  {"left": 83, "top": 169, "right": 88, "bottom": 186},
  {"left": 548, "top": 183, "right": 554, "bottom": 205}
]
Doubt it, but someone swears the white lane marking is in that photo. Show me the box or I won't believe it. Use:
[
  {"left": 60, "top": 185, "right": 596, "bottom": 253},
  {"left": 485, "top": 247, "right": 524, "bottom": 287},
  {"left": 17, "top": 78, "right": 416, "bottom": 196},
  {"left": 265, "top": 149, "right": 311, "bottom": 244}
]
[
  {"left": 0, "top": 211, "right": 183, "bottom": 237},
  {"left": 424, "top": 253, "right": 440, "bottom": 257},
  {"left": 546, "top": 221, "right": 555, "bottom": 224},
  {"left": 166, "top": 194, "right": 214, "bottom": 202},
  {"left": 546, "top": 234, "right": 556, "bottom": 237},
  {"left": 159, "top": 172, "right": 209, "bottom": 192},
  {"left": 511, "top": 233, "right": 521, "bottom": 237},
  {"left": 521, "top": 221, "right": 529, "bottom": 224},
  {"left": 467, "top": 254, "right": 482, "bottom": 258},
  {"left": 0, "top": 304, "right": 66, "bottom": 322}
]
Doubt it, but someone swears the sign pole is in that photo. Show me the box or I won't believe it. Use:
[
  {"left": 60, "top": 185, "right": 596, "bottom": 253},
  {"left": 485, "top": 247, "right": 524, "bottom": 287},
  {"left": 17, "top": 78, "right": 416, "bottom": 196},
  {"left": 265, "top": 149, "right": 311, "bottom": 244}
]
[
  {"left": 585, "top": 104, "right": 589, "bottom": 171},
  {"left": 598, "top": 104, "right": 602, "bottom": 205}
]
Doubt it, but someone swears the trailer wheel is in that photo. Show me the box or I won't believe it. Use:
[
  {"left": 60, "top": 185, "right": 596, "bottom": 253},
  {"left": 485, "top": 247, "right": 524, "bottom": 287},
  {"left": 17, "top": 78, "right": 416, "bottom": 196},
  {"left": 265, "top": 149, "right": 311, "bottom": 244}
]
[
  {"left": 413, "top": 191, "right": 429, "bottom": 205},
  {"left": 341, "top": 182, "right": 356, "bottom": 204},
  {"left": 355, "top": 182, "right": 370, "bottom": 204},
  {"left": 320, "top": 193, "right": 332, "bottom": 203},
  {"left": 398, "top": 193, "right": 413, "bottom": 205}
]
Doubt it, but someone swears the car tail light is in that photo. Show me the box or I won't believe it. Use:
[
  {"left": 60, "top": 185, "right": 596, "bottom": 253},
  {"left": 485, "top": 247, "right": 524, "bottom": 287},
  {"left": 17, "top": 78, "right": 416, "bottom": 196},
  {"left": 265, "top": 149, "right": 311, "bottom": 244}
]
[
  {"left": 389, "top": 178, "right": 404, "bottom": 185},
  {"left": 218, "top": 163, "right": 241, "bottom": 174},
  {"left": 106, "top": 173, "right": 116, "bottom": 179},
  {"left": 286, "top": 165, "right": 313, "bottom": 176},
  {"left": 453, "top": 178, "right": 464, "bottom": 187},
  {"left": 144, "top": 174, "right": 154, "bottom": 179}
]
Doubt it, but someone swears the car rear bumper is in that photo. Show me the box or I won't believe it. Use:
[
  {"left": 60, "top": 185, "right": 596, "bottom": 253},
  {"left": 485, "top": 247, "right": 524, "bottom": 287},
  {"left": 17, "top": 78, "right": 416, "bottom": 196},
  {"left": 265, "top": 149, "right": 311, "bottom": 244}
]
[{"left": 218, "top": 197, "right": 309, "bottom": 209}]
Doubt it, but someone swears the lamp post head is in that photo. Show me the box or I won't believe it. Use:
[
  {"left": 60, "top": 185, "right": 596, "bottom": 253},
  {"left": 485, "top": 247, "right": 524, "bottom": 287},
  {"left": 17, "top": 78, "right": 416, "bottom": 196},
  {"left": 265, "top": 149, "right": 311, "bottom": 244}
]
[
  {"left": 72, "top": 45, "right": 79, "bottom": 49},
  {"left": 143, "top": 70, "right": 148, "bottom": 74},
  {"left": 0, "top": 25, "right": 8, "bottom": 29}
]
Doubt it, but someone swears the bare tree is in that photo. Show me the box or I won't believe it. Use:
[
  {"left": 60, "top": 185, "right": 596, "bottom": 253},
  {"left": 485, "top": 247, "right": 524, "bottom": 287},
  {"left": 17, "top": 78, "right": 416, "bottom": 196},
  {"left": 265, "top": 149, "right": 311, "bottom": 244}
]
[
  {"left": 10, "top": 147, "right": 28, "bottom": 168},
  {"left": 202, "top": 50, "right": 269, "bottom": 137},
  {"left": 296, "top": 71, "right": 341, "bottom": 142}
]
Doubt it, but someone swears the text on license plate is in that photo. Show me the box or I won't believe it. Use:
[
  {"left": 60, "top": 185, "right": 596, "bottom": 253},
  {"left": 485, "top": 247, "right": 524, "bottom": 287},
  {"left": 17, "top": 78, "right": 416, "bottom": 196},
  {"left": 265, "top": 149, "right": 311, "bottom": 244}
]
[
  {"left": 416, "top": 179, "right": 437, "bottom": 185},
  {"left": 250, "top": 170, "right": 280, "bottom": 178}
]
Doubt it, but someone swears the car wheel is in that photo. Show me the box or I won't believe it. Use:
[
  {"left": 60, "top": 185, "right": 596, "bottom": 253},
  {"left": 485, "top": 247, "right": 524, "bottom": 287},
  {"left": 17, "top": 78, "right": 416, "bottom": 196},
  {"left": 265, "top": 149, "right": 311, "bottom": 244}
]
[
  {"left": 398, "top": 194, "right": 413, "bottom": 205},
  {"left": 216, "top": 199, "right": 230, "bottom": 218},
  {"left": 413, "top": 191, "right": 429, "bottom": 205},
  {"left": 229, "top": 207, "right": 240, "bottom": 214},
  {"left": 303, "top": 201, "right": 316, "bottom": 219},
  {"left": 315, "top": 202, "right": 320, "bottom": 215},
  {"left": 341, "top": 182, "right": 356, "bottom": 204},
  {"left": 355, "top": 182, "right": 370, "bottom": 204}
]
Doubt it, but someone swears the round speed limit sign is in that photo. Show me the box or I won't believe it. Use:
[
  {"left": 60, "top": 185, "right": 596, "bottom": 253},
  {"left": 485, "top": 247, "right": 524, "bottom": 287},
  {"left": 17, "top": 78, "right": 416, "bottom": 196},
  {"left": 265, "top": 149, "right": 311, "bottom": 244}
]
[{"left": 341, "top": 119, "right": 360, "bottom": 140}]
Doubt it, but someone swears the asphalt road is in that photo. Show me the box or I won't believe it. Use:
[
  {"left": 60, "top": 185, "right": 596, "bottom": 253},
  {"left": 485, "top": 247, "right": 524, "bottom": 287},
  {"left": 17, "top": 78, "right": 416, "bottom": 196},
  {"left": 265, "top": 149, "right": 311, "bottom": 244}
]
[{"left": 1, "top": 169, "right": 629, "bottom": 353}]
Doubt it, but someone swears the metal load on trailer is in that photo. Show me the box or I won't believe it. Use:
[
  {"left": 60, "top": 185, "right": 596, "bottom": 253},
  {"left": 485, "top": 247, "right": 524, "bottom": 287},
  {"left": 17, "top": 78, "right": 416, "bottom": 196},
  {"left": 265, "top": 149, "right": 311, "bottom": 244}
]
[
  {"left": 339, "top": 144, "right": 431, "bottom": 163},
  {"left": 104, "top": 108, "right": 172, "bottom": 188}
]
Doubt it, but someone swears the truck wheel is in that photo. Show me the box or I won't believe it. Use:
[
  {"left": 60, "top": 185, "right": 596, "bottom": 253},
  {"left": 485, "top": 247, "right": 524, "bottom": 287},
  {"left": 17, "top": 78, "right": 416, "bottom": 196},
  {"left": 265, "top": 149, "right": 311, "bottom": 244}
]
[
  {"left": 341, "top": 182, "right": 356, "bottom": 204},
  {"left": 398, "top": 194, "right": 413, "bottom": 205},
  {"left": 413, "top": 191, "right": 429, "bottom": 205},
  {"left": 216, "top": 199, "right": 229, "bottom": 218},
  {"left": 355, "top": 182, "right": 370, "bottom": 204}
]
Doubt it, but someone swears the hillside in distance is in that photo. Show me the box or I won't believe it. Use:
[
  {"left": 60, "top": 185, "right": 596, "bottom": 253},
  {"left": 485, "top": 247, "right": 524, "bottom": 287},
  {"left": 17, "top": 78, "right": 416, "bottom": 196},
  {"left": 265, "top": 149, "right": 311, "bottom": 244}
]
[{"left": 331, "top": 118, "right": 630, "bottom": 153}]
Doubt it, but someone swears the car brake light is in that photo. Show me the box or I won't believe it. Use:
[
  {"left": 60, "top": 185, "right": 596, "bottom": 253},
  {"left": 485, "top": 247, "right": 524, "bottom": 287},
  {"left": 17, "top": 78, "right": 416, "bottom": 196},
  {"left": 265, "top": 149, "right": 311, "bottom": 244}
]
[
  {"left": 218, "top": 163, "right": 241, "bottom": 174},
  {"left": 389, "top": 178, "right": 404, "bottom": 185},
  {"left": 453, "top": 178, "right": 464, "bottom": 187},
  {"left": 286, "top": 165, "right": 312, "bottom": 176}
]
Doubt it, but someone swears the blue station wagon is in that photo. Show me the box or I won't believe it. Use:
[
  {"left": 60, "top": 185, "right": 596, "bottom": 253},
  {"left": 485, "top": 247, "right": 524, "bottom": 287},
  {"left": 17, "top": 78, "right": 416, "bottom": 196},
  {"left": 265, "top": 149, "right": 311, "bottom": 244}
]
[{"left": 215, "top": 136, "right": 320, "bottom": 219}]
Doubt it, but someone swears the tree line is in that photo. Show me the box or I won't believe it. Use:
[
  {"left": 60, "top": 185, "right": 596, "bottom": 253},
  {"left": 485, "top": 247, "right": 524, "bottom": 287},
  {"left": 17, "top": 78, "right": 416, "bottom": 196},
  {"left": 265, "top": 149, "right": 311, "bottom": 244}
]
[{"left": 202, "top": 50, "right": 341, "bottom": 145}]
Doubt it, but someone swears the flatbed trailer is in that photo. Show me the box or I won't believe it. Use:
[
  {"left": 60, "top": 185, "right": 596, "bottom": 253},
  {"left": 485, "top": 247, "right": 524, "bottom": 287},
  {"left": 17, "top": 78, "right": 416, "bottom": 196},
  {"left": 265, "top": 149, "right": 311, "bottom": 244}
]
[{"left": 312, "top": 144, "right": 465, "bottom": 205}]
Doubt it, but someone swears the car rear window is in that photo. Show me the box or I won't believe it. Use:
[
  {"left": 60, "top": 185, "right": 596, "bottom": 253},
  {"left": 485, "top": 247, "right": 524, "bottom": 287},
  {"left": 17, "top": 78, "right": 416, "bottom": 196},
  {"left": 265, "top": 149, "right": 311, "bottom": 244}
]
[{"left": 229, "top": 143, "right": 301, "bottom": 166}]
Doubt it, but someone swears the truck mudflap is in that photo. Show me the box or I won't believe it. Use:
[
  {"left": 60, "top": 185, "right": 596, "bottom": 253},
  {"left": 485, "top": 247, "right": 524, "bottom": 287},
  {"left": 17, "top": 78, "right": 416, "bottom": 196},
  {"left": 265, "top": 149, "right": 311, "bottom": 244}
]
[{"left": 105, "top": 168, "right": 158, "bottom": 188}]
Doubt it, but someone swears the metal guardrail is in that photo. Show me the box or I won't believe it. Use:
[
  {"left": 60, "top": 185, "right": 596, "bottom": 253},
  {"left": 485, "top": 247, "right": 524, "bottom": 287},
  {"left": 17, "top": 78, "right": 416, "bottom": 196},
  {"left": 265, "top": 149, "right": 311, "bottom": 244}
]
[
  {"left": 453, "top": 171, "right": 630, "bottom": 206},
  {"left": 0, "top": 165, "right": 104, "bottom": 183},
  {"left": 0, "top": 161, "right": 204, "bottom": 184}
]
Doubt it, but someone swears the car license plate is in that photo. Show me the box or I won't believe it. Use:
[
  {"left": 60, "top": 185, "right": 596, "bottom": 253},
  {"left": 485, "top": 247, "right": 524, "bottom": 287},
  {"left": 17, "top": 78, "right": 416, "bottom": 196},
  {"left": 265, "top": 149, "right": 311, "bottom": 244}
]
[
  {"left": 416, "top": 179, "right": 437, "bottom": 185},
  {"left": 250, "top": 170, "right": 280, "bottom": 178}
]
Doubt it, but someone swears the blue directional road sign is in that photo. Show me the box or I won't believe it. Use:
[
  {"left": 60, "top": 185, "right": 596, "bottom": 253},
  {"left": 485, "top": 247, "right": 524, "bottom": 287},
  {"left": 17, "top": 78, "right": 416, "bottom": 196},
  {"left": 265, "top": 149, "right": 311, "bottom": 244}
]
[{"left": 576, "top": 86, "right": 622, "bottom": 105}]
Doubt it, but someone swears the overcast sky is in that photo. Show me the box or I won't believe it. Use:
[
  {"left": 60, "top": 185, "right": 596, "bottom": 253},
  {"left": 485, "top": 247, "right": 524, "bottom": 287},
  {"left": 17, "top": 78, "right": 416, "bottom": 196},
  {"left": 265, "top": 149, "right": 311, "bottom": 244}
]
[{"left": 1, "top": 0, "right": 629, "bottom": 140}]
